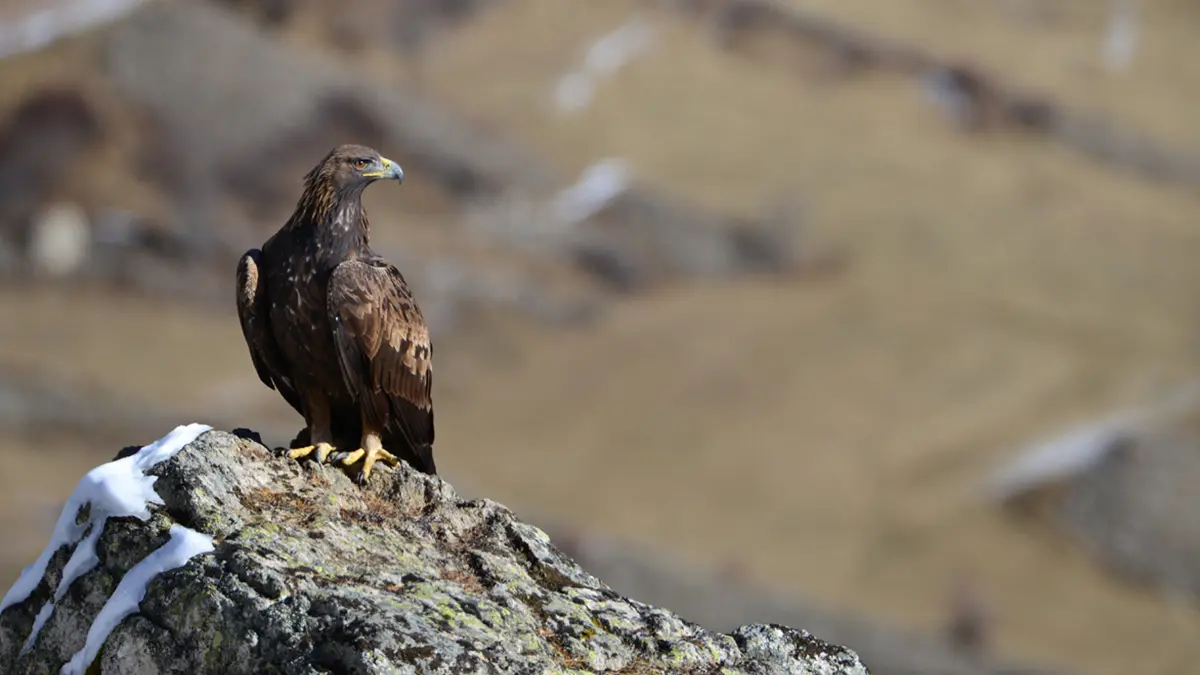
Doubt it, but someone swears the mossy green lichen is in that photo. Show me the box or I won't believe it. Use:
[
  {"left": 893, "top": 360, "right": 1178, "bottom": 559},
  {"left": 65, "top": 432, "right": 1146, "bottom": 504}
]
[
  {"left": 204, "top": 631, "right": 225, "bottom": 671},
  {"left": 520, "top": 632, "right": 543, "bottom": 655},
  {"left": 664, "top": 641, "right": 711, "bottom": 669},
  {"left": 472, "top": 598, "right": 511, "bottom": 629}
]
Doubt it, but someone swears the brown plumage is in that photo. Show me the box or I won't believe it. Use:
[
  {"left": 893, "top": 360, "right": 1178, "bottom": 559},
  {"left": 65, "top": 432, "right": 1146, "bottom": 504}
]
[{"left": 235, "top": 144, "right": 435, "bottom": 481}]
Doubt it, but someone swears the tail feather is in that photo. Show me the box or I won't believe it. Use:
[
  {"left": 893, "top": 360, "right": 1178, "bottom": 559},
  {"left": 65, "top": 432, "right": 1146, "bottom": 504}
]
[
  {"left": 384, "top": 432, "right": 436, "bottom": 475},
  {"left": 406, "top": 443, "right": 437, "bottom": 475}
]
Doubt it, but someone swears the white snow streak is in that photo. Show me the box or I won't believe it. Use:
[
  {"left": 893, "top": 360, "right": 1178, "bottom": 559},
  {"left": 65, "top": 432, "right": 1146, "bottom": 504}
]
[
  {"left": 552, "top": 159, "right": 631, "bottom": 225},
  {"left": 986, "top": 417, "right": 1134, "bottom": 501},
  {"left": 1103, "top": 0, "right": 1140, "bottom": 74},
  {"left": 20, "top": 602, "right": 54, "bottom": 656},
  {"left": 554, "top": 15, "right": 654, "bottom": 113},
  {"left": 61, "top": 524, "right": 214, "bottom": 675},
  {"left": 0, "top": 0, "right": 148, "bottom": 61},
  {"left": 987, "top": 381, "right": 1200, "bottom": 500},
  {"left": 0, "top": 423, "right": 213, "bottom": 659}
]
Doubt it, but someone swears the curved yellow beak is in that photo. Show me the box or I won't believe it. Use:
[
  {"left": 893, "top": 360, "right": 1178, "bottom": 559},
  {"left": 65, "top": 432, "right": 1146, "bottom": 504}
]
[{"left": 363, "top": 156, "right": 404, "bottom": 182}]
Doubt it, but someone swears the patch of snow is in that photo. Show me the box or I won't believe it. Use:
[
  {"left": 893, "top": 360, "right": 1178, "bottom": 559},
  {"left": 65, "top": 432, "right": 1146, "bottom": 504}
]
[
  {"left": 29, "top": 202, "right": 91, "bottom": 278},
  {"left": 0, "top": 423, "right": 212, "bottom": 615},
  {"left": 553, "top": 15, "right": 655, "bottom": 114},
  {"left": 584, "top": 17, "right": 653, "bottom": 76},
  {"left": 986, "top": 417, "right": 1134, "bottom": 501},
  {"left": 552, "top": 159, "right": 631, "bottom": 225},
  {"left": 554, "top": 72, "right": 596, "bottom": 113},
  {"left": 61, "top": 524, "right": 214, "bottom": 675},
  {"left": 1103, "top": 0, "right": 1139, "bottom": 74},
  {"left": 987, "top": 381, "right": 1200, "bottom": 500},
  {"left": 20, "top": 602, "right": 55, "bottom": 656},
  {"left": 0, "top": 0, "right": 148, "bottom": 61}
]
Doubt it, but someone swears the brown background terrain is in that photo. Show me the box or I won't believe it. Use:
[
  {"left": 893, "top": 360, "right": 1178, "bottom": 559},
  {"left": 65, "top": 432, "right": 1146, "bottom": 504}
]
[{"left": 1, "top": 1, "right": 1199, "bottom": 674}]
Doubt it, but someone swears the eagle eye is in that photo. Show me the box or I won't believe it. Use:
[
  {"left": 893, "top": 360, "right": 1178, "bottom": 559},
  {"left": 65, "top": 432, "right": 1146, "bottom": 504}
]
[{"left": 353, "top": 158, "right": 371, "bottom": 170}]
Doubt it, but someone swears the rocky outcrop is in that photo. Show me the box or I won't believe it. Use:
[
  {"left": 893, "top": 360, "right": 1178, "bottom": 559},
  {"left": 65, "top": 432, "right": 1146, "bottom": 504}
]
[
  {"left": 0, "top": 427, "right": 871, "bottom": 674},
  {"left": 1054, "top": 429, "right": 1200, "bottom": 602},
  {"left": 541, "top": 523, "right": 1070, "bottom": 675}
]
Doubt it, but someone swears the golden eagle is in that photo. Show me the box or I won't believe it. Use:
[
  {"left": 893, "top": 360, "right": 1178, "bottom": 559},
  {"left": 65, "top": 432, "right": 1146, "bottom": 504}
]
[{"left": 235, "top": 144, "right": 435, "bottom": 482}]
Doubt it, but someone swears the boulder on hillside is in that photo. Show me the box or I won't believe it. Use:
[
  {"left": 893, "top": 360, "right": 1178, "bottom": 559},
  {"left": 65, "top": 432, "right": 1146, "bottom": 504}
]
[{"left": 0, "top": 426, "right": 871, "bottom": 674}]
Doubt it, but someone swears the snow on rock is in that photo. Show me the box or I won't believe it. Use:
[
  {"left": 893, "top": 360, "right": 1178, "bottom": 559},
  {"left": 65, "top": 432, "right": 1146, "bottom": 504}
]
[
  {"left": 986, "top": 381, "right": 1200, "bottom": 501},
  {"left": 1103, "top": 0, "right": 1140, "bottom": 74},
  {"left": 19, "top": 603, "right": 53, "bottom": 656},
  {"left": 28, "top": 202, "right": 91, "bottom": 279},
  {"left": 61, "top": 524, "right": 214, "bottom": 675},
  {"left": 0, "top": 422, "right": 213, "bottom": 656},
  {"left": 986, "top": 417, "right": 1134, "bottom": 502},
  {"left": 552, "top": 158, "right": 631, "bottom": 225},
  {"left": 0, "top": 0, "right": 148, "bottom": 61},
  {"left": 554, "top": 72, "right": 596, "bottom": 114},
  {"left": 553, "top": 15, "right": 654, "bottom": 113}
]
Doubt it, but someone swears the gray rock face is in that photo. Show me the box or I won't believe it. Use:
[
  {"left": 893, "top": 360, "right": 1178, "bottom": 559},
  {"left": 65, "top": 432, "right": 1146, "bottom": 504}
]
[
  {"left": 1, "top": 429, "right": 871, "bottom": 674},
  {"left": 1057, "top": 430, "right": 1200, "bottom": 601},
  {"left": 542, "top": 523, "right": 1069, "bottom": 675}
]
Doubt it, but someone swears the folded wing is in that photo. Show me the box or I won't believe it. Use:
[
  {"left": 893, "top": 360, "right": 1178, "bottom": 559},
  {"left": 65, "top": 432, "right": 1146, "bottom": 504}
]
[
  {"left": 235, "top": 249, "right": 304, "bottom": 416},
  {"left": 327, "top": 257, "right": 435, "bottom": 473}
]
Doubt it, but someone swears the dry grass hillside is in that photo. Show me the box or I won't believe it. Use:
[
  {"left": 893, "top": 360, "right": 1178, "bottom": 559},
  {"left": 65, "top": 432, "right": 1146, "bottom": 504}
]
[{"left": 2, "top": 2, "right": 1200, "bottom": 674}]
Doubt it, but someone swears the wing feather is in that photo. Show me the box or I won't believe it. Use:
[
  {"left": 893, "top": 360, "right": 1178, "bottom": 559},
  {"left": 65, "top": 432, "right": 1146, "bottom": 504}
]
[
  {"left": 236, "top": 249, "right": 304, "bottom": 416},
  {"left": 327, "top": 258, "right": 435, "bottom": 466}
]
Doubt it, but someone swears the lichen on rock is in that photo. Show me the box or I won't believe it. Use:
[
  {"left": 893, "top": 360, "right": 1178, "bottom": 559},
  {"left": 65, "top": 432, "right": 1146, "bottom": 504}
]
[{"left": 0, "top": 428, "right": 871, "bottom": 674}]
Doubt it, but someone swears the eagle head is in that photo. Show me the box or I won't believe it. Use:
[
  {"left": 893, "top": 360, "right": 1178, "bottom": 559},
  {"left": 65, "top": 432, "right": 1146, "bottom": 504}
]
[
  {"left": 305, "top": 144, "right": 404, "bottom": 194},
  {"left": 292, "top": 144, "right": 405, "bottom": 232}
]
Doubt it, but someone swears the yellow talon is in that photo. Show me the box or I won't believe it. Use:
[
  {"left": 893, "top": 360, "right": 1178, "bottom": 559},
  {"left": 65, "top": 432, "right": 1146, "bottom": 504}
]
[
  {"left": 340, "top": 447, "right": 399, "bottom": 483},
  {"left": 287, "top": 442, "right": 336, "bottom": 463}
]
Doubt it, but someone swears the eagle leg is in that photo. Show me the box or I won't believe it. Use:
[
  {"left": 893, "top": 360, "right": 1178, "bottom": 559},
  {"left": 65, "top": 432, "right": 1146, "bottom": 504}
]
[
  {"left": 339, "top": 430, "right": 399, "bottom": 483},
  {"left": 287, "top": 442, "right": 336, "bottom": 463},
  {"left": 287, "top": 400, "right": 336, "bottom": 464}
]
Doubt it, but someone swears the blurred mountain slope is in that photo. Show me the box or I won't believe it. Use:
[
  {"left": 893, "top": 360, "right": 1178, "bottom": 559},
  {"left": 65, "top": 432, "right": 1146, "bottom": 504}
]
[{"left": 0, "top": 2, "right": 1199, "bottom": 675}]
